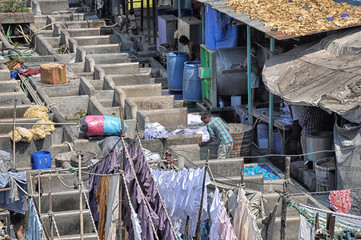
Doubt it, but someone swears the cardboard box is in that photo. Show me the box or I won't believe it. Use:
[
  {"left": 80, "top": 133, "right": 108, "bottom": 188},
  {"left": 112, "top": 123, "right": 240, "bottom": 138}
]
[{"left": 40, "top": 62, "right": 68, "bottom": 85}]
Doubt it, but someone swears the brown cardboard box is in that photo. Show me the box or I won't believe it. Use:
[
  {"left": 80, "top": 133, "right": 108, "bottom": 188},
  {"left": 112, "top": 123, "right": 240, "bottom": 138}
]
[{"left": 40, "top": 62, "right": 68, "bottom": 84}]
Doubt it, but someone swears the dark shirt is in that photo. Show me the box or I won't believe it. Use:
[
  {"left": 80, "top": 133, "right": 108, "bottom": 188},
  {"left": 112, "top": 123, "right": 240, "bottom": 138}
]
[
  {"left": 299, "top": 106, "right": 326, "bottom": 134},
  {"left": 188, "top": 41, "right": 200, "bottom": 61},
  {"left": 243, "top": 53, "right": 258, "bottom": 74}
]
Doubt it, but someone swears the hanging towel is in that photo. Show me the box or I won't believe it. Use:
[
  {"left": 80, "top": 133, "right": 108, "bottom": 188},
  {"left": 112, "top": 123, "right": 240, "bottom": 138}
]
[
  {"left": 329, "top": 189, "right": 352, "bottom": 214},
  {"left": 28, "top": 199, "right": 43, "bottom": 240}
]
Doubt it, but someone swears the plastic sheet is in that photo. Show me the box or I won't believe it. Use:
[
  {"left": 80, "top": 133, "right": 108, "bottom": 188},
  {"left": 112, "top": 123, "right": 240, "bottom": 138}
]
[
  {"left": 205, "top": 4, "right": 239, "bottom": 50},
  {"left": 244, "top": 165, "right": 280, "bottom": 180},
  {"left": 97, "top": 136, "right": 123, "bottom": 156}
]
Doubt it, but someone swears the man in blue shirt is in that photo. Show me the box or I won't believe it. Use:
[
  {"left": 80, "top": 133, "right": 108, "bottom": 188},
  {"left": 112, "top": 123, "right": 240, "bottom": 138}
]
[{"left": 199, "top": 112, "right": 234, "bottom": 159}]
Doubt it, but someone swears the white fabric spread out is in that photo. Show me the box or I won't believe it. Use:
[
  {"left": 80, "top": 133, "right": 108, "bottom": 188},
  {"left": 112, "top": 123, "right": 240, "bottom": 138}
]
[{"left": 151, "top": 168, "right": 210, "bottom": 237}]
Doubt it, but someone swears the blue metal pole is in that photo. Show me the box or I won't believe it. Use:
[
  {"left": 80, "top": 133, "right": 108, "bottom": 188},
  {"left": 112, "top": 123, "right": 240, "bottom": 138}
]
[
  {"left": 247, "top": 25, "right": 252, "bottom": 126},
  {"left": 269, "top": 38, "right": 275, "bottom": 152},
  {"left": 201, "top": 4, "right": 205, "bottom": 44}
]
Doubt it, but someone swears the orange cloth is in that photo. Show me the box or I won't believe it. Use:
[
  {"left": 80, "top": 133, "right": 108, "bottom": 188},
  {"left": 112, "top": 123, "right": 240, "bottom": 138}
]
[{"left": 96, "top": 176, "right": 108, "bottom": 240}]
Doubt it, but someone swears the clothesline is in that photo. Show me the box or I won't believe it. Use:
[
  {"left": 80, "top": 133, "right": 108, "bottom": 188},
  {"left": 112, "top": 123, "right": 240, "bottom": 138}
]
[{"left": 288, "top": 200, "right": 361, "bottom": 238}]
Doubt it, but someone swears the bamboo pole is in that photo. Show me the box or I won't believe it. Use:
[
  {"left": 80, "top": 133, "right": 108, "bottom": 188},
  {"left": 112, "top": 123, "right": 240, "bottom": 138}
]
[
  {"left": 78, "top": 154, "right": 84, "bottom": 240},
  {"left": 240, "top": 157, "right": 245, "bottom": 189},
  {"left": 48, "top": 192, "right": 54, "bottom": 240},
  {"left": 119, "top": 105, "right": 125, "bottom": 240},
  {"left": 196, "top": 150, "right": 210, "bottom": 238},
  {"left": 280, "top": 156, "right": 291, "bottom": 240},
  {"left": 12, "top": 97, "right": 17, "bottom": 169}
]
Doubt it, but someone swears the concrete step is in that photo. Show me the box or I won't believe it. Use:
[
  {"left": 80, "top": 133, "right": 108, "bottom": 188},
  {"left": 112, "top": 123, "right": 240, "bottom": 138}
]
[
  {"left": 257, "top": 215, "right": 300, "bottom": 240},
  {"left": 100, "top": 99, "right": 113, "bottom": 108},
  {"left": 82, "top": 44, "right": 120, "bottom": 54},
  {"left": 263, "top": 193, "right": 308, "bottom": 217},
  {"left": 95, "top": 89, "right": 114, "bottom": 100},
  {"left": 29, "top": 173, "right": 79, "bottom": 194},
  {"left": 190, "top": 158, "right": 244, "bottom": 177},
  {"left": 66, "top": 28, "right": 101, "bottom": 37},
  {"left": 74, "top": 35, "right": 110, "bottom": 46},
  {"left": 33, "top": 190, "right": 88, "bottom": 213},
  {"left": 88, "top": 79, "right": 104, "bottom": 90},
  {"left": 43, "top": 36, "right": 61, "bottom": 48},
  {"left": 59, "top": 233, "right": 99, "bottom": 240},
  {"left": 41, "top": 210, "right": 95, "bottom": 236},
  {"left": 0, "top": 80, "right": 21, "bottom": 93},
  {"left": 105, "top": 106, "right": 120, "bottom": 117},
  {"left": 86, "top": 53, "right": 130, "bottom": 64}
]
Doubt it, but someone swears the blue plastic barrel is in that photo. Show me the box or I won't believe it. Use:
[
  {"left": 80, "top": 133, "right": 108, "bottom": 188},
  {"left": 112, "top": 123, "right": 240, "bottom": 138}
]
[
  {"left": 167, "top": 51, "right": 189, "bottom": 91},
  {"left": 257, "top": 122, "right": 268, "bottom": 140},
  {"left": 183, "top": 61, "right": 201, "bottom": 102},
  {"left": 274, "top": 131, "right": 284, "bottom": 154},
  {"left": 31, "top": 151, "right": 52, "bottom": 169}
]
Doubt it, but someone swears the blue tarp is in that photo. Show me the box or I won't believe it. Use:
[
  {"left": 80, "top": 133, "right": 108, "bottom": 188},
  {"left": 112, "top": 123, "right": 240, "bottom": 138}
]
[
  {"left": 205, "top": 4, "right": 239, "bottom": 50},
  {"left": 244, "top": 165, "right": 280, "bottom": 180}
]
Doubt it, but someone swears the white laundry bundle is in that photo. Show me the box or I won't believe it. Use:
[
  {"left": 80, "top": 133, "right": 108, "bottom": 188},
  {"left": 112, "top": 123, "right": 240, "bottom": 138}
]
[
  {"left": 144, "top": 122, "right": 167, "bottom": 139},
  {"left": 188, "top": 114, "right": 203, "bottom": 126},
  {"left": 151, "top": 168, "right": 210, "bottom": 237}
]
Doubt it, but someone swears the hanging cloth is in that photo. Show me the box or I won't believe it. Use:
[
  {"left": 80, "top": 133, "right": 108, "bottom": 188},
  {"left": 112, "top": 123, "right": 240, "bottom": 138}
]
[{"left": 28, "top": 198, "right": 43, "bottom": 240}]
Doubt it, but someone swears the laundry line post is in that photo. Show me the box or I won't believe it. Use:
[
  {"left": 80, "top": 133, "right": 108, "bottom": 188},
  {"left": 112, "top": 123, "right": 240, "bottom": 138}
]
[
  {"left": 78, "top": 154, "right": 84, "bottom": 240},
  {"left": 280, "top": 156, "right": 291, "bottom": 240},
  {"left": 196, "top": 150, "right": 210, "bottom": 239},
  {"left": 48, "top": 192, "right": 54, "bottom": 240},
  {"left": 12, "top": 97, "right": 17, "bottom": 169},
  {"left": 118, "top": 105, "right": 125, "bottom": 240},
  {"left": 326, "top": 213, "right": 336, "bottom": 239},
  {"left": 240, "top": 157, "right": 245, "bottom": 189}
]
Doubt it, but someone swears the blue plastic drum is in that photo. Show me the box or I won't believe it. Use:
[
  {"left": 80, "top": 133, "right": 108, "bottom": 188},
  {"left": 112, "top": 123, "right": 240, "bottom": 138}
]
[
  {"left": 183, "top": 61, "right": 201, "bottom": 102},
  {"left": 167, "top": 51, "right": 189, "bottom": 91}
]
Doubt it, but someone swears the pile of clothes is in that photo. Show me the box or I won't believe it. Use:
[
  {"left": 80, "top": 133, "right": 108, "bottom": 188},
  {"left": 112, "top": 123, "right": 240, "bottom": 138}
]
[{"left": 144, "top": 122, "right": 210, "bottom": 142}]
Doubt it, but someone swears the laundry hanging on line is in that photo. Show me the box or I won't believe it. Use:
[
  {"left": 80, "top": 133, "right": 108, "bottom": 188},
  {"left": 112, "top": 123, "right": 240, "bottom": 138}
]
[
  {"left": 329, "top": 189, "right": 353, "bottom": 214},
  {"left": 28, "top": 198, "right": 43, "bottom": 240},
  {"left": 151, "top": 167, "right": 210, "bottom": 237},
  {"left": 209, "top": 188, "right": 237, "bottom": 240},
  {"left": 122, "top": 138, "right": 177, "bottom": 240},
  {"left": 0, "top": 171, "right": 28, "bottom": 214}
]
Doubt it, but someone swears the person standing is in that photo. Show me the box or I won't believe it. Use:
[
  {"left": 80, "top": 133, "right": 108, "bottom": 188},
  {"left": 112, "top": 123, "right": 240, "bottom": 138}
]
[
  {"left": 179, "top": 35, "right": 200, "bottom": 61},
  {"left": 299, "top": 106, "right": 327, "bottom": 167},
  {"left": 199, "top": 112, "right": 234, "bottom": 159},
  {"left": 241, "top": 46, "right": 259, "bottom": 108}
]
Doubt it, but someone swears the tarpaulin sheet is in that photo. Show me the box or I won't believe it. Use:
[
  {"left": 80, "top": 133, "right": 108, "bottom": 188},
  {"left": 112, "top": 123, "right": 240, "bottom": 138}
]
[
  {"left": 262, "top": 28, "right": 361, "bottom": 123},
  {"left": 334, "top": 119, "right": 361, "bottom": 215},
  {"left": 205, "top": 4, "right": 239, "bottom": 50}
]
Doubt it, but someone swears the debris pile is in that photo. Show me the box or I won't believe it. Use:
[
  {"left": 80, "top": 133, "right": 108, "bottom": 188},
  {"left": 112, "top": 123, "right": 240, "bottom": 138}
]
[{"left": 227, "top": 0, "right": 361, "bottom": 35}]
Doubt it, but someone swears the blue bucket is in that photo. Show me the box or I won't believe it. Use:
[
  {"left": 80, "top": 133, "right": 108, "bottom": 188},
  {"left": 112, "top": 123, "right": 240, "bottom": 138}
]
[
  {"left": 167, "top": 51, "right": 189, "bottom": 91},
  {"left": 31, "top": 151, "right": 52, "bottom": 169},
  {"left": 183, "top": 61, "right": 201, "bottom": 102},
  {"left": 257, "top": 122, "right": 268, "bottom": 140},
  {"left": 274, "top": 131, "right": 284, "bottom": 154}
]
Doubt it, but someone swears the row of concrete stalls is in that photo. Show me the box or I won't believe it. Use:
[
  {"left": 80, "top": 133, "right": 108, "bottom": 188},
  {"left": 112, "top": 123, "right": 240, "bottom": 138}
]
[{"left": 193, "top": 0, "right": 361, "bottom": 237}]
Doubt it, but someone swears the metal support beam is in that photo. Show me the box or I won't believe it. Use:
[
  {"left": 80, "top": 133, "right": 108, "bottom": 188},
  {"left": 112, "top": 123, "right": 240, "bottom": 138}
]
[
  {"left": 178, "top": 0, "right": 181, "bottom": 18},
  {"left": 247, "top": 25, "right": 252, "bottom": 126},
  {"left": 201, "top": 4, "right": 205, "bottom": 44},
  {"left": 268, "top": 38, "right": 275, "bottom": 152}
]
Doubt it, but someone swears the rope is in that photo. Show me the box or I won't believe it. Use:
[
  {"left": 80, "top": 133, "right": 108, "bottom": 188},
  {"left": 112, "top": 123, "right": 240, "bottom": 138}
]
[
  {"left": 122, "top": 138, "right": 160, "bottom": 240},
  {"left": 55, "top": 171, "right": 77, "bottom": 189},
  {"left": 137, "top": 136, "right": 179, "bottom": 239},
  {"left": 51, "top": 215, "right": 62, "bottom": 240},
  {"left": 81, "top": 183, "right": 100, "bottom": 240}
]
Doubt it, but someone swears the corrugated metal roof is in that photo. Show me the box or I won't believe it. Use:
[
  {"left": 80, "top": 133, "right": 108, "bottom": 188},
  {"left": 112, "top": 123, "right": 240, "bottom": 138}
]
[{"left": 196, "top": 0, "right": 361, "bottom": 40}]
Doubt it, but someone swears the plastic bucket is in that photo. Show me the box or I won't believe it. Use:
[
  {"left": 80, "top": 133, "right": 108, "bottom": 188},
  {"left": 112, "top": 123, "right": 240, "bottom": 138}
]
[
  {"left": 228, "top": 123, "right": 252, "bottom": 157},
  {"left": 231, "top": 96, "right": 242, "bottom": 107},
  {"left": 31, "top": 151, "right": 52, "bottom": 169},
  {"left": 257, "top": 122, "right": 268, "bottom": 142},
  {"left": 274, "top": 131, "right": 284, "bottom": 154},
  {"left": 167, "top": 51, "right": 189, "bottom": 91},
  {"left": 315, "top": 157, "right": 336, "bottom": 191},
  {"left": 183, "top": 61, "right": 201, "bottom": 102}
]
